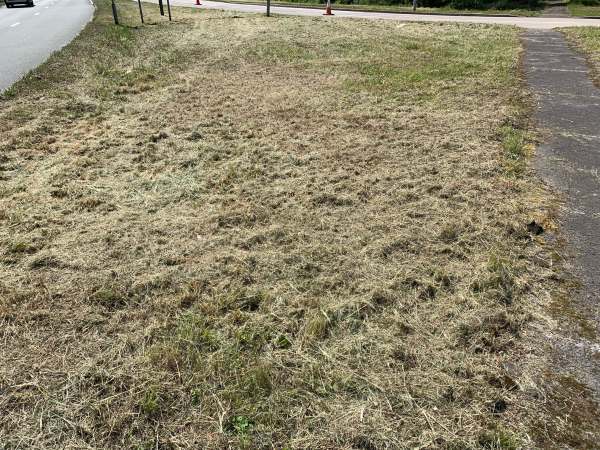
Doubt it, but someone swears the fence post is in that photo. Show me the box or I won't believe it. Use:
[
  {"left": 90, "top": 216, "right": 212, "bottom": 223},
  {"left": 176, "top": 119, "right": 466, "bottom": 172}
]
[
  {"left": 137, "top": 0, "right": 144, "bottom": 23},
  {"left": 111, "top": 0, "right": 119, "bottom": 24}
]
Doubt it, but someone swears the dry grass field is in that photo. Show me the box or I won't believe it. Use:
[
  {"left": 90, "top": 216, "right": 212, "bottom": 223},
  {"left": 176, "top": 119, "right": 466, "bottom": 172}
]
[{"left": 0, "top": 2, "right": 593, "bottom": 448}]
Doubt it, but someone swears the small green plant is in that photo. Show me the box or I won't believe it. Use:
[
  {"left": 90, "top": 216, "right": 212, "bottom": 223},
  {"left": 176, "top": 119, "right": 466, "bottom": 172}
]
[
  {"left": 140, "top": 388, "right": 160, "bottom": 416},
  {"left": 235, "top": 326, "right": 269, "bottom": 351},
  {"left": 190, "top": 388, "right": 202, "bottom": 406},
  {"left": 478, "top": 427, "right": 519, "bottom": 449},
  {"left": 274, "top": 334, "right": 292, "bottom": 349},
  {"left": 0, "top": 86, "right": 17, "bottom": 100},
  {"left": 228, "top": 415, "right": 252, "bottom": 435}
]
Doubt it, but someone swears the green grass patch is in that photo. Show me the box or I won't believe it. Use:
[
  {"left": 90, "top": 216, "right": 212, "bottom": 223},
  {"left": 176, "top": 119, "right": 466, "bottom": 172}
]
[{"left": 568, "top": 0, "right": 600, "bottom": 16}]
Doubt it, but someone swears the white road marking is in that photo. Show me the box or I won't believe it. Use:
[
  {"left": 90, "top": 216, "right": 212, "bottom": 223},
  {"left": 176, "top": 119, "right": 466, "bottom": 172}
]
[
  {"left": 34, "top": 12, "right": 40, "bottom": 15},
  {"left": 10, "top": 22, "right": 21, "bottom": 28}
]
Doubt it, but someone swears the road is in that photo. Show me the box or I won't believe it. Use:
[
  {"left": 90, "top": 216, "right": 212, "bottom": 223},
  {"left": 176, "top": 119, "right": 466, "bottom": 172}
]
[
  {"left": 0, "top": 0, "right": 94, "bottom": 92},
  {"left": 181, "top": 0, "right": 600, "bottom": 29}
]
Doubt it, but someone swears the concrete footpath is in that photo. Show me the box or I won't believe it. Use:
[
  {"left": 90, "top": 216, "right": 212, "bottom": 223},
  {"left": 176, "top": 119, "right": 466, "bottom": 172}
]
[{"left": 523, "top": 31, "right": 600, "bottom": 398}]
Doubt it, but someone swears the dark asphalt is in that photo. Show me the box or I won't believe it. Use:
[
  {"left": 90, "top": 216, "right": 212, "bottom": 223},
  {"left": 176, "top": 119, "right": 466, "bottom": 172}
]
[
  {"left": 523, "top": 31, "right": 600, "bottom": 397},
  {"left": 0, "top": 0, "right": 94, "bottom": 92}
]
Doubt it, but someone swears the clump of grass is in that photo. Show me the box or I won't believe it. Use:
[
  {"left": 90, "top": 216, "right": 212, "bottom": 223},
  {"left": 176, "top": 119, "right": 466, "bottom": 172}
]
[
  {"left": 478, "top": 427, "right": 520, "bottom": 449},
  {"left": 304, "top": 314, "right": 330, "bottom": 340},
  {"left": 27, "top": 254, "right": 62, "bottom": 269},
  {"left": 502, "top": 126, "right": 530, "bottom": 176},
  {"left": 486, "top": 255, "right": 519, "bottom": 305},
  {"left": 90, "top": 287, "right": 130, "bottom": 309},
  {"left": 6, "top": 241, "right": 39, "bottom": 255},
  {"left": 140, "top": 388, "right": 160, "bottom": 417}
]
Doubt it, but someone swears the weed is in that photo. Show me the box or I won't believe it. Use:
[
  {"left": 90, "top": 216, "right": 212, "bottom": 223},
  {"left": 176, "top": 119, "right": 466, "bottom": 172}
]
[
  {"left": 227, "top": 415, "right": 253, "bottom": 435},
  {"left": 502, "top": 126, "right": 530, "bottom": 176},
  {"left": 304, "top": 314, "right": 330, "bottom": 340},
  {"left": 478, "top": 428, "right": 519, "bottom": 449},
  {"left": 140, "top": 388, "right": 160, "bottom": 417}
]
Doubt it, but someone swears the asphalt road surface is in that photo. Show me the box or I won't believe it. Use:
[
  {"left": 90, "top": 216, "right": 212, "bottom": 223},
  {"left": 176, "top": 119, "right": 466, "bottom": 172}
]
[
  {"left": 182, "top": 0, "right": 600, "bottom": 29},
  {"left": 0, "top": 0, "right": 94, "bottom": 92}
]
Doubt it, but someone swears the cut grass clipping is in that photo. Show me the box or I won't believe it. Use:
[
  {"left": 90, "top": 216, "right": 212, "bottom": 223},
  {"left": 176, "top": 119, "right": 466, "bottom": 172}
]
[{"left": 0, "top": 1, "right": 568, "bottom": 448}]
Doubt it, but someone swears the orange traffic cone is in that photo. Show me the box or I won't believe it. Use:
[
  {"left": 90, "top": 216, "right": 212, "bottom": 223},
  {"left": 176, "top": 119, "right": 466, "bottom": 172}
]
[{"left": 323, "top": 0, "right": 333, "bottom": 15}]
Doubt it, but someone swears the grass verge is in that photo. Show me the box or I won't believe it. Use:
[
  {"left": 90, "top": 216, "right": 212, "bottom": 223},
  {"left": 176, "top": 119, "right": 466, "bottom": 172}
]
[
  {"left": 0, "top": 1, "right": 581, "bottom": 448},
  {"left": 567, "top": 0, "right": 600, "bottom": 16},
  {"left": 213, "top": 0, "right": 542, "bottom": 15},
  {"left": 562, "top": 27, "right": 600, "bottom": 81}
]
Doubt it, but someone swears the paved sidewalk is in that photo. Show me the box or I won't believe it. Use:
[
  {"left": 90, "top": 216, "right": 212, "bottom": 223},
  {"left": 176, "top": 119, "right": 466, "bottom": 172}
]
[
  {"left": 540, "top": 0, "right": 570, "bottom": 17},
  {"left": 172, "top": 0, "right": 600, "bottom": 28},
  {"left": 524, "top": 31, "right": 600, "bottom": 400}
]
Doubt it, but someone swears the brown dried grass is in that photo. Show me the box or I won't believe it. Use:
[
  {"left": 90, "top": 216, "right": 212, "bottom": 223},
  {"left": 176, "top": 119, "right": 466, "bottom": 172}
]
[{"left": 0, "top": 2, "right": 575, "bottom": 448}]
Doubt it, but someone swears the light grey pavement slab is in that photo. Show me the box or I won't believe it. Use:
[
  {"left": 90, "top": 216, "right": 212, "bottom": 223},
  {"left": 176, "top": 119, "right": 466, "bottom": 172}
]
[{"left": 0, "top": 0, "right": 94, "bottom": 92}]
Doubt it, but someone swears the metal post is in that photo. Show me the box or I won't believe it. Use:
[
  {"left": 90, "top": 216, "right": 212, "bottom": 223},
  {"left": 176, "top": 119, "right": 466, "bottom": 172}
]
[
  {"left": 267, "top": 0, "right": 270, "bottom": 16},
  {"left": 137, "top": 0, "right": 144, "bottom": 23},
  {"left": 111, "top": 0, "right": 119, "bottom": 25},
  {"left": 166, "top": 0, "right": 172, "bottom": 20},
  {"left": 159, "top": 0, "right": 164, "bottom": 16}
]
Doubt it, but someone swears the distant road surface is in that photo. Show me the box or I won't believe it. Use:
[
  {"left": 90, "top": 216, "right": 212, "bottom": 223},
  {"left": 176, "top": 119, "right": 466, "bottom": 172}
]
[
  {"left": 0, "top": 0, "right": 94, "bottom": 92},
  {"left": 176, "top": 0, "right": 600, "bottom": 29}
]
